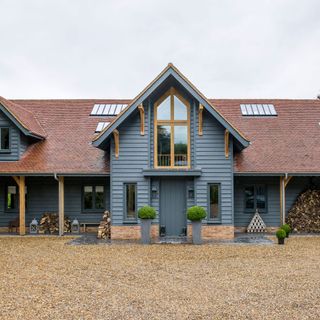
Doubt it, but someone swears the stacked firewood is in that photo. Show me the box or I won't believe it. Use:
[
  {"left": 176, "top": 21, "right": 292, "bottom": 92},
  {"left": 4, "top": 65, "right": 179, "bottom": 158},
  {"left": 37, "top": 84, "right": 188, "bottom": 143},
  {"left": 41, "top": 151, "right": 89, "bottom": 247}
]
[
  {"left": 39, "top": 213, "right": 71, "bottom": 234},
  {"left": 287, "top": 189, "right": 320, "bottom": 233},
  {"left": 97, "top": 210, "right": 111, "bottom": 239}
]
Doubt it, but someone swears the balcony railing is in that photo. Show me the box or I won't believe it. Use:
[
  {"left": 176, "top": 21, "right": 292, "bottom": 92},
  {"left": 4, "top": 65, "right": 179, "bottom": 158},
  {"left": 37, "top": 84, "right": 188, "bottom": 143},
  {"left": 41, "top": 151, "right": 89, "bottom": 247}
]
[{"left": 158, "top": 154, "right": 188, "bottom": 167}]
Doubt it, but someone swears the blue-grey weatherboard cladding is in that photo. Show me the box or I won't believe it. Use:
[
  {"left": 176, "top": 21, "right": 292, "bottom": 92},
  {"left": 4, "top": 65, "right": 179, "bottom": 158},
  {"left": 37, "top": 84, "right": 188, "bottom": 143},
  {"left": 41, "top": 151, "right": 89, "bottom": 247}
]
[{"left": 0, "top": 177, "right": 110, "bottom": 227}]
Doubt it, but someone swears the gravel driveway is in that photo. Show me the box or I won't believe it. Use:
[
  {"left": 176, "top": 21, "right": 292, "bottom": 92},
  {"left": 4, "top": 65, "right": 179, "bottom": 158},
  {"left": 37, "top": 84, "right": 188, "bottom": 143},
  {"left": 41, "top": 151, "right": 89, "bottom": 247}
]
[{"left": 0, "top": 236, "right": 319, "bottom": 320}]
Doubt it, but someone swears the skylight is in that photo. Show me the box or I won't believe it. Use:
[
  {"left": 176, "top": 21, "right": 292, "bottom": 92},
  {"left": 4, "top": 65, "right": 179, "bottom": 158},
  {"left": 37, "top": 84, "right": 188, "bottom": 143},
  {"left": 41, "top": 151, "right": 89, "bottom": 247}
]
[
  {"left": 240, "top": 104, "right": 277, "bottom": 116},
  {"left": 91, "top": 104, "right": 128, "bottom": 116},
  {"left": 95, "top": 122, "right": 110, "bottom": 132}
]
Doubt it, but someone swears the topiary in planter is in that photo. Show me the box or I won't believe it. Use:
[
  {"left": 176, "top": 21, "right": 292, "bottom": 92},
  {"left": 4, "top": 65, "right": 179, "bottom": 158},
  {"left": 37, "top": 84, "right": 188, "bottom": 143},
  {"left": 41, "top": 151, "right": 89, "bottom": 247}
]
[
  {"left": 138, "top": 206, "right": 156, "bottom": 244},
  {"left": 281, "top": 224, "right": 291, "bottom": 238},
  {"left": 138, "top": 206, "right": 156, "bottom": 220},
  {"left": 187, "top": 206, "right": 207, "bottom": 221},
  {"left": 276, "top": 228, "right": 286, "bottom": 245}
]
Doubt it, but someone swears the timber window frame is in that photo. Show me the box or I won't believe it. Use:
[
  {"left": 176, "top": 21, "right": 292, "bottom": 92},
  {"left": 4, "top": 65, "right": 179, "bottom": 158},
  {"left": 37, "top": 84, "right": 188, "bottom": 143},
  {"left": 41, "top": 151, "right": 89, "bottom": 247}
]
[
  {"left": 244, "top": 184, "right": 267, "bottom": 213},
  {"left": 0, "top": 127, "right": 10, "bottom": 153},
  {"left": 124, "top": 183, "right": 137, "bottom": 223},
  {"left": 207, "top": 183, "right": 221, "bottom": 223},
  {"left": 154, "top": 87, "right": 191, "bottom": 169},
  {"left": 82, "top": 185, "right": 105, "bottom": 213},
  {"left": 5, "top": 184, "right": 28, "bottom": 212}
]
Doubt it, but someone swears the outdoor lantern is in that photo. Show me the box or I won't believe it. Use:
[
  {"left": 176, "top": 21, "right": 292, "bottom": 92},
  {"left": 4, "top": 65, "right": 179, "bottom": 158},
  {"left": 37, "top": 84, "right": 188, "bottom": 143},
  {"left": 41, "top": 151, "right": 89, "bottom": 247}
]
[
  {"left": 29, "top": 218, "right": 39, "bottom": 234},
  {"left": 151, "top": 185, "right": 158, "bottom": 199},
  {"left": 71, "top": 218, "right": 80, "bottom": 234},
  {"left": 188, "top": 186, "right": 195, "bottom": 199}
]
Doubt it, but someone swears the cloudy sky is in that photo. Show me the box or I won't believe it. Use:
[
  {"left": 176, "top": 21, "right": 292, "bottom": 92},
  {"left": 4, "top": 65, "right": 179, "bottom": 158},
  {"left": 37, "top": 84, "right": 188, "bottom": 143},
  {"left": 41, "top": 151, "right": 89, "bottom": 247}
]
[{"left": 0, "top": 0, "right": 319, "bottom": 99}]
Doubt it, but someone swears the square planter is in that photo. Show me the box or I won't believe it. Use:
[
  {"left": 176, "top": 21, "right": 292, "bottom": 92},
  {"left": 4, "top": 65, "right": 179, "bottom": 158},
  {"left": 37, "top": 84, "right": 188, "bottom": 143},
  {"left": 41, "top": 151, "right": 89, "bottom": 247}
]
[
  {"left": 191, "top": 221, "right": 202, "bottom": 245},
  {"left": 140, "top": 219, "right": 152, "bottom": 244}
]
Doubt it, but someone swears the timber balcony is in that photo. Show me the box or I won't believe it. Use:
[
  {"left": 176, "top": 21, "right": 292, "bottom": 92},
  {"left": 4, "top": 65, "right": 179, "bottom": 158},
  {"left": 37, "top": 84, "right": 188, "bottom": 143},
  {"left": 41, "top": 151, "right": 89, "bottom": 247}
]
[{"left": 158, "top": 154, "right": 188, "bottom": 167}]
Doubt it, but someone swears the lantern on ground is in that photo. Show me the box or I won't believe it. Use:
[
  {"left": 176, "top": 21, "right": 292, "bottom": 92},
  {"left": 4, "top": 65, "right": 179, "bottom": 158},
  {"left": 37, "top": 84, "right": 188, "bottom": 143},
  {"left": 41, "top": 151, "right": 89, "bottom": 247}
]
[
  {"left": 29, "top": 218, "right": 39, "bottom": 234},
  {"left": 71, "top": 218, "right": 80, "bottom": 234}
]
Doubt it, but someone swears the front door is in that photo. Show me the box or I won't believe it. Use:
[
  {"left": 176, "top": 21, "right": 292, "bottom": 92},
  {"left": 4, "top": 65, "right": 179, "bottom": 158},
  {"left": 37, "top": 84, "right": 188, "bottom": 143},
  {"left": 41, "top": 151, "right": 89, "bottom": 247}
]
[{"left": 160, "top": 178, "right": 186, "bottom": 237}]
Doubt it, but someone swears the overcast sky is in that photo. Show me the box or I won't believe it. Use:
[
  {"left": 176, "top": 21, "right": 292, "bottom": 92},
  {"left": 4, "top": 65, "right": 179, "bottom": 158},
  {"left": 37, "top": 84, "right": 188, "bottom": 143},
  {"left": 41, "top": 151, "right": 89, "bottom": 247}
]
[{"left": 0, "top": 0, "right": 319, "bottom": 99}]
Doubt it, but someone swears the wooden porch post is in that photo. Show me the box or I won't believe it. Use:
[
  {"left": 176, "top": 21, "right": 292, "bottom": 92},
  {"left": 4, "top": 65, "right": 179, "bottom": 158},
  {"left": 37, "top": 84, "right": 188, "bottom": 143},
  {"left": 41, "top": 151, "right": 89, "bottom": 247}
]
[
  {"left": 280, "top": 176, "right": 292, "bottom": 225},
  {"left": 19, "top": 176, "right": 26, "bottom": 236},
  {"left": 58, "top": 176, "right": 64, "bottom": 236},
  {"left": 280, "top": 177, "right": 285, "bottom": 225}
]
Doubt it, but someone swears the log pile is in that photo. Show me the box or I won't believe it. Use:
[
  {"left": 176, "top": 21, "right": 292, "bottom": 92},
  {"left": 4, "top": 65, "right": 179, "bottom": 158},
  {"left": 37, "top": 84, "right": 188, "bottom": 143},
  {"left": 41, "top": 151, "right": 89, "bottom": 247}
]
[
  {"left": 39, "top": 213, "right": 71, "bottom": 234},
  {"left": 287, "top": 189, "right": 320, "bottom": 233},
  {"left": 97, "top": 211, "right": 111, "bottom": 239}
]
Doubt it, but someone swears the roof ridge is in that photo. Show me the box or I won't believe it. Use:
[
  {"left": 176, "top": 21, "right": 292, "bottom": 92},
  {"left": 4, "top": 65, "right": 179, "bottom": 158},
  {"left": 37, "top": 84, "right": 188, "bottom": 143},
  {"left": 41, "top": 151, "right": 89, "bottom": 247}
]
[{"left": 11, "top": 98, "right": 132, "bottom": 102}]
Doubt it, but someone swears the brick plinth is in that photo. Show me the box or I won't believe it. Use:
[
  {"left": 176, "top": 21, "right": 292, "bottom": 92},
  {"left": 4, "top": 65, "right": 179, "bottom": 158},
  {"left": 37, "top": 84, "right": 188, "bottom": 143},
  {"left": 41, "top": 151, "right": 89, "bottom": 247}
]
[
  {"left": 187, "top": 225, "right": 234, "bottom": 240},
  {"left": 234, "top": 226, "right": 279, "bottom": 233},
  {"left": 112, "top": 224, "right": 234, "bottom": 240},
  {"left": 111, "top": 225, "right": 159, "bottom": 240}
]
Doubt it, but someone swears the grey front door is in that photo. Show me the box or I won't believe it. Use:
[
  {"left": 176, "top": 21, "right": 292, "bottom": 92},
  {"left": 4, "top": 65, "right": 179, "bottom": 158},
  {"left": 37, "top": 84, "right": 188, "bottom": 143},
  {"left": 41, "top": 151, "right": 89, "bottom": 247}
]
[{"left": 160, "top": 178, "right": 186, "bottom": 236}]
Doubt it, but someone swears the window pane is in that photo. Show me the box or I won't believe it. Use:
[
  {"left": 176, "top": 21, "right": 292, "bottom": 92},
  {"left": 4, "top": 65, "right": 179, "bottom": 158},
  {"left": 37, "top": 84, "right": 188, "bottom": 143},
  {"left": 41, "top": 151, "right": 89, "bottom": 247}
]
[
  {"left": 174, "top": 126, "right": 188, "bottom": 166},
  {"left": 256, "top": 186, "right": 266, "bottom": 210},
  {"left": 157, "top": 125, "right": 171, "bottom": 166},
  {"left": 1, "top": 128, "right": 9, "bottom": 150},
  {"left": 7, "top": 186, "right": 16, "bottom": 210},
  {"left": 126, "top": 184, "right": 136, "bottom": 220},
  {"left": 95, "top": 186, "right": 104, "bottom": 209},
  {"left": 209, "top": 184, "right": 220, "bottom": 219},
  {"left": 157, "top": 96, "right": 171, "bottom": 120},
  {"left": 245, "top": 186, "right": 254, "bottom": 209},
  {"left": 173, "top": 95, "right": 187, "bottom": 120},
  {"left": 84, "top": 186, "right": 93, "bottom": 209}
]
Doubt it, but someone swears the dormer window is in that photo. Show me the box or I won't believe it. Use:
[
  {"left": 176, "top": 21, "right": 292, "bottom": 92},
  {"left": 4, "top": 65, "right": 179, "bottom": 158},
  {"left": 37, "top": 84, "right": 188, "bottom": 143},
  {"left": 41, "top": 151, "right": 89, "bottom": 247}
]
[
  {"left": 154, "top": 88, "right": 190, "bottom": 168},
  {"left": 0, "top": 128, "right": 10, "bottom": 152}
]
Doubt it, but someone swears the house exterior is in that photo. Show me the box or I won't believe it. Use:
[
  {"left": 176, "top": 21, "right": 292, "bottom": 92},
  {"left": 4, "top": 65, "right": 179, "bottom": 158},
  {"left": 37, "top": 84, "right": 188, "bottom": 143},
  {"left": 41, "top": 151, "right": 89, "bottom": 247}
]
[{"left": 0, "top": 64, "right": 319, "bottom": 239}]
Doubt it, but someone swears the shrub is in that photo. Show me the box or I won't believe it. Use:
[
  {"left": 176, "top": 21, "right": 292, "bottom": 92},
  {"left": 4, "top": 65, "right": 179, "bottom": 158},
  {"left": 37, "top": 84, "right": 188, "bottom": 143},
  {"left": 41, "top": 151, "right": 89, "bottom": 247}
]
[
  {"left": 281, "top": 223, "right": 291, "bottom": 236},
  {"left": 276, "top": 228, "right": 286, "bottom": 239},
  {"left": 187, "top": 206, "right": 207, "bottom": 221},
  {"left": 138, "top": 206, "right": 156, "bottom": 219}
]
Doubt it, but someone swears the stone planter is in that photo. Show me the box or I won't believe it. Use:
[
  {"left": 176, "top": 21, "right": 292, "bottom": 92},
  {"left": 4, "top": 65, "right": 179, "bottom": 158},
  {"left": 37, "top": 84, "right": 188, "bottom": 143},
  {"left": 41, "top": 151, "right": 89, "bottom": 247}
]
[
  {"left": 191, "top": 220, "right": 202, "bottom": 245},
  {"left": 140, "top": 219, "right": 152, "bottom": 244},
  {"left": 278, "top": 238, "right": 285, "bottom": 245}
]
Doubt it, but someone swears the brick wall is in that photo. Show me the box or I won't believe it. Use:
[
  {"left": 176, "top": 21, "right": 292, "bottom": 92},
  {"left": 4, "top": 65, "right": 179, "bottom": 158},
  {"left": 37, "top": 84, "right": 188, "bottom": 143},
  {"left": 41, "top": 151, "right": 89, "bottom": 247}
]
[
  {"left": 234, "top": 226, "right": 278, "bottom": 233},
  {"left": 112, "top": 224, "right": 234, "bottom": 240},
  {"left": 111, "top": 225, "right": 159, "bottom": 240},
  {"left": 187, "top": 225, "right": 234, "bottom": 240}
]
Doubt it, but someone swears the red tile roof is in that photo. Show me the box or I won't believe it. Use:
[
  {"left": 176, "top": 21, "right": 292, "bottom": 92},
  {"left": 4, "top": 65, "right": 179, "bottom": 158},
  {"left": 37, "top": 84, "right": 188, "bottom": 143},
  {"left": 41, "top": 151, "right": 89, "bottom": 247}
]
[
  {"left": 0, "top": 99, "right": 130, "bottom": 174},
  {"left": 211, "top": 99, "right": 320, "bottom": 174},
  {"left": 0, "top": 98, "right": 319, "bottom": 175}
]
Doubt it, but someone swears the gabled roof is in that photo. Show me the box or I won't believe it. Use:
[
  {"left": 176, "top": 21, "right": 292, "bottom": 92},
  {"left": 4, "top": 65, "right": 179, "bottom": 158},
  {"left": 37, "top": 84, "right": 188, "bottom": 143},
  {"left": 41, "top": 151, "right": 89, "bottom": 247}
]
[
  {"left": 0, "top": 98, "right": 318, "bottom": 175},
  {"left": 0, "top": 96, "right": 46, "bottom": 139},
  {"left": 92, "top": 64, "right": 250, "bottom": 148}
]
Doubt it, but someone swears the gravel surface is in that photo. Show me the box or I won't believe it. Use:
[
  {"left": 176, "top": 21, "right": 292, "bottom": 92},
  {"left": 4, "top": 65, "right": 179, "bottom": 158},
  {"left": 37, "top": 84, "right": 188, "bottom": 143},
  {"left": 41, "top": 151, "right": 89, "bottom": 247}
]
[{"left": 0, "top": 236, "right": 319, "bottom": 320}]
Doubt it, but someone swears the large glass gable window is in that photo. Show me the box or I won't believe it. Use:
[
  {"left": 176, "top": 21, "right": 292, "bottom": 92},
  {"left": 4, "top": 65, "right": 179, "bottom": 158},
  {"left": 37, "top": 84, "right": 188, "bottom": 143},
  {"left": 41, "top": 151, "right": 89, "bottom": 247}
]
[{"left": 155, "top": 88, "right": 190, "bottom": 168}]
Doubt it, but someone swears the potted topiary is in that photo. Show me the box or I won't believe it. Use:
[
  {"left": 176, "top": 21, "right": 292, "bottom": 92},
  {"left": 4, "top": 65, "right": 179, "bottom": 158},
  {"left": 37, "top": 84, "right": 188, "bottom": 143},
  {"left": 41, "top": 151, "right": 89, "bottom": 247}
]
[
  {"left": 187, "top": 206, "right": 207, "bottom": 245},
  {"left": 138, "top": 206, "right": 156, "bottom": 244},
  {"left": 281, "top": 224, "right": 291, "bottom": 238},
  {"left": 276, "top": 228, "right": 286, "bottom": 245}
]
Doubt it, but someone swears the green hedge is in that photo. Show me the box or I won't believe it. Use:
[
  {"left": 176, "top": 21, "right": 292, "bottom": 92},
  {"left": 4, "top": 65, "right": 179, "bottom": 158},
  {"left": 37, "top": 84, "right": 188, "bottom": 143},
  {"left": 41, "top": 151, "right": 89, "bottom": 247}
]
[
  {"left": 281, "top": 224, "right": 291, "bottom": 236},
  {"left": 138, "top": 206, "right": 156, "bottom": 219},
  {"left": 187, "top": 206, "right": 207, "bottom": 221},
  {"left": 276, "top": 228, "right": 286, "bottom": 239}
]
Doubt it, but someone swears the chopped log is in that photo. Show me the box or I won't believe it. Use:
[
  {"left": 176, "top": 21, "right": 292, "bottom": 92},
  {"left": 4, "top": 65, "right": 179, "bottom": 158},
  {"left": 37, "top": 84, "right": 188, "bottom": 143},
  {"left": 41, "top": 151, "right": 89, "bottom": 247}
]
[
  {"left": 287, "top": 189, "right": 320, "bottom": 233},
  {"left": 97, "top": 211, "right": 111, "bottom": 239},
  {"left": 39, "top": 213, "right": 71, "bottom": 234}
]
